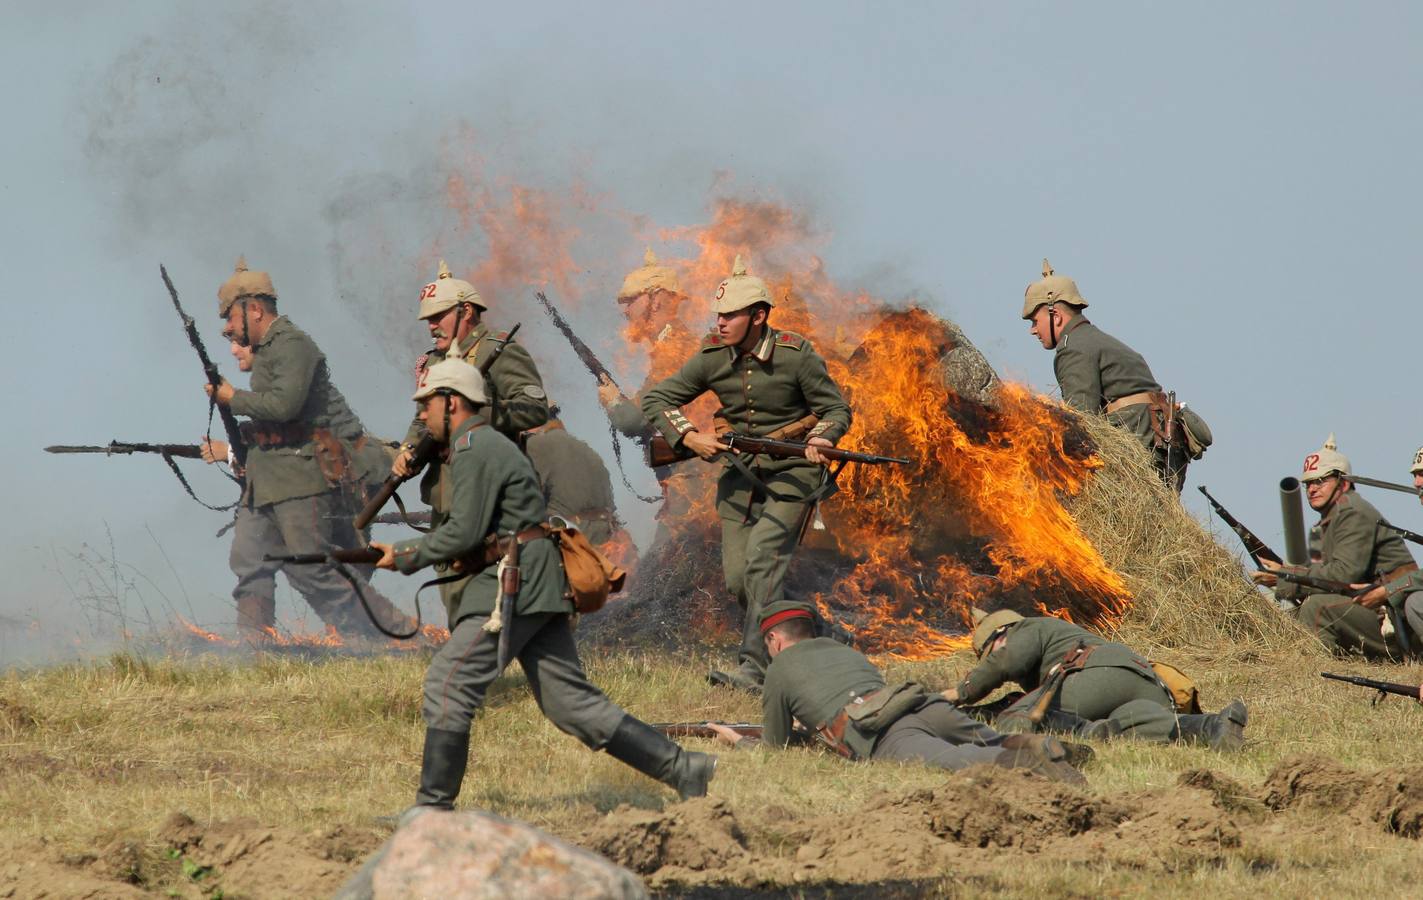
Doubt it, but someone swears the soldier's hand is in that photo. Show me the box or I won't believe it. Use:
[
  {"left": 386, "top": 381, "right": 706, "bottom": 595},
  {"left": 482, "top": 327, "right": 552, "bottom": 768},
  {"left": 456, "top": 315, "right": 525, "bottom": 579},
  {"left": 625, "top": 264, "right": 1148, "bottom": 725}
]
[
  {"left": 204, "top": 379, "right": 236, "bottom": 406},
  {"left": 392, "top": 446, "right": 416, "bottom": 478},
  {"left": 200, "top": 439, "right": 229, "bottom": 465},
  {"left": 683, "top": 430, "right": 730, "bottom": 460},
  {"left": 369, "top": 541, "right": 397, "bottom": 571},
  {"left": 705, "top": 722, "right": 744, "bottom": 747},
  {"left": 940, "top": 686, "right": 961, "bottom": 703},
  {"left": 596, "top": 374, "right": 624, "bottom": 408},
  {"left": 805, "top": 436, "right": 834, "bottom": 466},
  {"left": 1354, "top": 584, "right": 1388, "bottom": 609},
  {"left": 1250, "top": 570, "right": 1278, "bottom": 587}
]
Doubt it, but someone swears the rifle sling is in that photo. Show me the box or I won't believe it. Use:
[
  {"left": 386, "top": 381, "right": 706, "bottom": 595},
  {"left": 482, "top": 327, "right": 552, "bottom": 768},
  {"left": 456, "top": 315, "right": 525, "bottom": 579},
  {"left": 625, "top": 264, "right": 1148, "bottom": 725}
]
[{"left": 722, "top": 449, "right": 841, "bottom": 508}]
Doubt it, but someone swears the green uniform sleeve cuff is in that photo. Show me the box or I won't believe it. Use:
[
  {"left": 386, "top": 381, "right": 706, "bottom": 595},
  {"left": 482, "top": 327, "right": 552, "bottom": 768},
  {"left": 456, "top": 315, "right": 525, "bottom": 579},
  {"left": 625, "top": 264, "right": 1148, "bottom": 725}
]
[{"left": 392, "top": 538, "right": 424, "bottom": 574}]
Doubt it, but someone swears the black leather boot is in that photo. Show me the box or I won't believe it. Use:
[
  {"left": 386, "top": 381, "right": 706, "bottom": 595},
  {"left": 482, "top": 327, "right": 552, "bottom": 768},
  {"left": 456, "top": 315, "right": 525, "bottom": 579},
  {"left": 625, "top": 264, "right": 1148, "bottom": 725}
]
[
  {"left": 1173, "top": 699, "right": 1247, "bottom": 751},
  {"left": 415, "top": 728, "right": 470, "bottom": 808},
  {"left": 603, "top": 716, "right": 717, "bottom": 799}
]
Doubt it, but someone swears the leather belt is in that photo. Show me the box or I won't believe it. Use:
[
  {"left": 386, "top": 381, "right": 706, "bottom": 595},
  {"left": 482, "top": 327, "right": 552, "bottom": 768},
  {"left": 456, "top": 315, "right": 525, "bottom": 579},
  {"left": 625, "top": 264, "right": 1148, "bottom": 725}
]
[{"left": 1104, "top": 391, "right": 1159, "bottom": 415}]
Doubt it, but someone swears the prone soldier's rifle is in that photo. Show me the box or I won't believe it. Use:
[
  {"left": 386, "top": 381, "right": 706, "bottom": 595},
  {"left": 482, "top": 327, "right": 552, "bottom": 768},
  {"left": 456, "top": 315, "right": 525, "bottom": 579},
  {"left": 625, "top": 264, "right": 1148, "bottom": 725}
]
[
  {"left": 1321, "top": 671, "right": 1421, "bottom": 705},
  {"left": 534, "top": 290, "right": 660, "bottom": 504},
  {"left": 354, "top": 324, "right": 523, "bottom": 531},
  {"left": 652, "top": 722, "right": 763, "bottom": 741}
]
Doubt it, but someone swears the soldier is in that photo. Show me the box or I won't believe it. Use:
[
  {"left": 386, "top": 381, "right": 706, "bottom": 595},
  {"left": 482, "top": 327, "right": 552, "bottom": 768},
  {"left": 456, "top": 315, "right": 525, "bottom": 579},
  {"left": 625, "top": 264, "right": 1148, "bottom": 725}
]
[
  {"left": 521, "top": 411, "right": 626, "bottom": 547},
  {"left": 391, "top": 259, "right": 549, "bottom": 480},
  {"left": 597, "top": 248, "right": 698, "bottom": 442},
  {"left": 1255, "top": 435, "right": 1418, "bottom": 659},
  {"left": 203, "top": 258, "right": 411, "bottom": 639},
  {"left": 943, "top": 610, "right": 1248, "bottom": 749},
  {"left": 707, "top": 601, "right": 1086, "bottom": 783},
  {"left": 641, "top": 256, "right": 852, "bottom": 691},
  {"left": 1353, "top": 446, "right": 1423, "bottom": 643},
  {"left": 1021, "top": 259, "right": 1208, "bottom": 492},
  {"left": 388, "top": 261, "right": 550, "bottom": 614},
  {"left": 369, "top": 359, "right": 715, "bottom": 808}
]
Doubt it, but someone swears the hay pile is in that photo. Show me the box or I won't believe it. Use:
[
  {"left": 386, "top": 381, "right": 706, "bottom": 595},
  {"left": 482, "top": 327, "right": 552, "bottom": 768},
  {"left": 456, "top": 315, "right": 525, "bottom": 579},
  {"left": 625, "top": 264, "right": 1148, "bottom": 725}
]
[{"left": 1064, "top": 410, "right": 1307, "bottom": 654}]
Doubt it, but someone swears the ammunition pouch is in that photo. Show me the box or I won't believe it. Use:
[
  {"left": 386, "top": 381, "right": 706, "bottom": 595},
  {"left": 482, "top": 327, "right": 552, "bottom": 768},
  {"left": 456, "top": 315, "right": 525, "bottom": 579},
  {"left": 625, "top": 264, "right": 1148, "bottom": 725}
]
[
  {"left": 242, "top": 420, "right": 315, "bottom": 450},
  {"left": 817, "top": 681, "right": 931, "bottom": 760},
  {"left": 1178, "top": 406, "right": 1213, "bottom": 459},
  {"left": 312, "top": 429, "right": 365, "bottom": 488}
]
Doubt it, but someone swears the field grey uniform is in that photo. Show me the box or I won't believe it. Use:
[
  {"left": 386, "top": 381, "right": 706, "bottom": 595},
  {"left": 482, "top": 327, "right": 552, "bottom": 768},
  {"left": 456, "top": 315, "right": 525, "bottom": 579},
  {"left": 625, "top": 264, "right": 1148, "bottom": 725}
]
[
  {"left": 956, "top": 616, "right": 1245, "bottom": 748},
  {"left": 1053, "top": 316, "right": 1190, "bottom": 490},
  {"left": 390, "top": 414, "right": 711, "bottom": 807},
  {"left": 522, "top": 420, "right": 621, "bottom": 545},
  {"left": 763, "top": 636, "right": 1013, "bottom": 769},
  {"left": 227, "top": 315, "right": 407, "bottom": 638},
  {"left": 1276, "top": 489, "right": 1418, "bottom": 659}
]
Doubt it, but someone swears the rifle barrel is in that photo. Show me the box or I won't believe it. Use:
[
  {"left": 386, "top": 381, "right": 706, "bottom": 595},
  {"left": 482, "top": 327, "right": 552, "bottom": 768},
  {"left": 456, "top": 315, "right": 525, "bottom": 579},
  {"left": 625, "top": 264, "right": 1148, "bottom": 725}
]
[
  {"left": 264, "top": 547, "right": 383, "bottom": 566},
  {"left": 161, "top": 265, "right": 248, "bottom": 470},
  {"left": 1349, "top": 474, "right": 1422, "bottom": 496},
  {"left": 1321, "top": 672, "right": 1419, "bottom": 698},
  {"left": 1381, "top": 522, "right": 1423, "bottom": 546},
  {"left": 44, "top": 441, "right": 204, "bottom": 458}
]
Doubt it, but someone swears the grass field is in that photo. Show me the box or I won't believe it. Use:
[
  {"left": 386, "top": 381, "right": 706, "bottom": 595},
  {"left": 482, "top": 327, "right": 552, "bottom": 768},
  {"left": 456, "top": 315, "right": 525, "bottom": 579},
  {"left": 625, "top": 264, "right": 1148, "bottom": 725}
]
[{"left": 4, "top": 637, "right": 1423, "bottom": 898}]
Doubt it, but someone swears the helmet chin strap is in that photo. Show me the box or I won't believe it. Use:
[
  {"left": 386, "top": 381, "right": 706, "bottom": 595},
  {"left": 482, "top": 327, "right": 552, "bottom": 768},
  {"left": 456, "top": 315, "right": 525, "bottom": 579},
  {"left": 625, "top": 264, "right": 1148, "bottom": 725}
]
[
  {"left": 240, "top": 298, "right": 251, "bottom": 347},
  {"left": 1046, "top": 302, "right": 1059, "bottom": 349},
  {"left": 448, "top": 305, "right": 467, "bottom": 357}
]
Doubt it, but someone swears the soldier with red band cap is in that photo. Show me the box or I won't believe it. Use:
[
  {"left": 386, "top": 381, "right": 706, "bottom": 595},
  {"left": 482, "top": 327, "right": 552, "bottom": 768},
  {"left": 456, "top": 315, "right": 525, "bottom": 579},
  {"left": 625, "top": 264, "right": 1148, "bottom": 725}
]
[{"left": 706, "top": 601, "right": 1087, "bottom": 783}]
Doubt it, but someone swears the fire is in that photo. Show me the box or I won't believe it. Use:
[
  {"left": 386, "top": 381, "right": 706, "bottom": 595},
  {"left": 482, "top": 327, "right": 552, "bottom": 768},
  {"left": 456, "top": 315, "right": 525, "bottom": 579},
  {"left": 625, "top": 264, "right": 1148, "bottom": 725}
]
[
  {"left": 610, "top": 199, "right": 1132, "bottom": 659},
  {"left": 419, "top": 157, "right": 1133, "bottom": 658},
  {"left": 177, "top": 617, "right": 448, "bottom": 651}
]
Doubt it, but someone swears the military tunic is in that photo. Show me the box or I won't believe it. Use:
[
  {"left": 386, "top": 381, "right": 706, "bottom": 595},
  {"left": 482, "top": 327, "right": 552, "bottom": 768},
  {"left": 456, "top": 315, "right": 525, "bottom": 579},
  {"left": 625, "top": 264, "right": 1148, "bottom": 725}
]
[
  {"left": 955, "top": 617, "right": 1180, "bottom": 742},
  {"left": 1276, "top": 490, "right": 1416, "bottom": 659},
  {"left": 1053, "top": 316, "right": 1188, "bottom": 487},
  {"left": 225, "top": 316, "right": 408, "bottom": 637},
  {"left": 522, "top": 421, "right": 621, "bottom": 545},
  {"left": 763, "top": 637, "right": 1005, "bottom": 768},
  {"left": 641, "top": 328, "right": 852, "bottom": 676},
  {"left": 406, "top": 321, "right": 550, "bottom": 511},
  {"left": 391, "top": 416, "right": 628, "bottom": 754}
]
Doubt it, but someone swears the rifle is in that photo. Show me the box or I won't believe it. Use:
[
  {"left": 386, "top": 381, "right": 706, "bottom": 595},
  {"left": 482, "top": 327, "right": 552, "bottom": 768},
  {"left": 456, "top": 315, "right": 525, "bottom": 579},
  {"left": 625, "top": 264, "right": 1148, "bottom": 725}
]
[
  {"left": 45, "top": 441, "right": 203, "bottom": 459},
  {"left": 161, "top": 265, "right": 247, "bottom": 472},
  {"left": 1197, "top": 486, "right": 1284, "bottom": 567},
  {"left": 534, "top": 290, "right": 660, "bottom": 504},
  {"left": 1348, "top": 474, "right": 1422, "bottom": 497},
  {"left": 1321, "top": 671, "right": 1420, "bottom": 704},
  {"left": 1382, "top": 522, "right": 1423, "bottom": 546},
  {"left": 365, "top": 509, "right": 433, "bottom": 527},
  {"left": 648, "top": 432, "right": 912, "bottom": 469},
  {"left": 1272, "top": 570, "right": 1375, "bottom": 598},
  {"left": 651, "top": 722, "right": 763, "bottom": 740},
  {"left": 264, "top": 547, "right": 383, "bottom": 566},
  {"left": 354, "top": 324, "right": 523, "bottom": 530}
]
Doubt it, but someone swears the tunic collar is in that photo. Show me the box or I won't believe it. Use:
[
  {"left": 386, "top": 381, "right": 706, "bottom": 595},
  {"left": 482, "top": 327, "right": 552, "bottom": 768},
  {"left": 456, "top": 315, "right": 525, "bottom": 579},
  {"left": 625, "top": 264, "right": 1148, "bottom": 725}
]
[
  {"left": 253, "top": 315, "right": 289, "bottom": 351},
  {"left": 733, "top": 326, "right": 775, "bottom": 363}
]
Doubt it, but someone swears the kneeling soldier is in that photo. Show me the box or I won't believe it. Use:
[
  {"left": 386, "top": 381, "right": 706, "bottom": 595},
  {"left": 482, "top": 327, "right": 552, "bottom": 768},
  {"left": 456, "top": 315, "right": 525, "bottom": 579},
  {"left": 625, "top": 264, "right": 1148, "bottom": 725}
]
[
  {"left": 371, "top": 359, "right": 714, "bottom": 808},
  {"left": 946, "top": 610, "right": 1247, "bottom": 749},
  {"left": 710, "top": 601, "right": 1087, "bottom": 783}
]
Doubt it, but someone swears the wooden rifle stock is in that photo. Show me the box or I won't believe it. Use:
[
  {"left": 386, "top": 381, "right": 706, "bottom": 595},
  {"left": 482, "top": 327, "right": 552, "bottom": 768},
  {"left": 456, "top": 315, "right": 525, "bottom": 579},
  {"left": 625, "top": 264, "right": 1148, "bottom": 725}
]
[
  {"left": 1197, "top": 485, "right": 1284, "bottom": 567},
  {"left": 354, "top": 433, "right": 439, "bottom": 529}
]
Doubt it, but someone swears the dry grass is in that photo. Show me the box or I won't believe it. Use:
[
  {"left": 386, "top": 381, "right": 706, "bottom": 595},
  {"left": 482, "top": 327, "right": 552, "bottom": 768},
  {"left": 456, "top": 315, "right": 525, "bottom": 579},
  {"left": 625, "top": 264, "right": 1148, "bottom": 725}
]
[
  {"left": 4, "top": 644, "right": 1423, "bottom": 897},
  {"left": 4, "top": 409, "right": 1420, "bottom": 897},
  {"left": 1066, "top": 410, "right": 1305, "bottom": 654}
]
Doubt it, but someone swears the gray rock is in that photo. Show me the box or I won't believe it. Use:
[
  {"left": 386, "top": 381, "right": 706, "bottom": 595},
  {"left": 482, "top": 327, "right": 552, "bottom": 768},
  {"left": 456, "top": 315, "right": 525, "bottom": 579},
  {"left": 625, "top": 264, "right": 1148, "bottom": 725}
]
[{"left": 335, "top": 808, "right": 648, "bottom": 900}]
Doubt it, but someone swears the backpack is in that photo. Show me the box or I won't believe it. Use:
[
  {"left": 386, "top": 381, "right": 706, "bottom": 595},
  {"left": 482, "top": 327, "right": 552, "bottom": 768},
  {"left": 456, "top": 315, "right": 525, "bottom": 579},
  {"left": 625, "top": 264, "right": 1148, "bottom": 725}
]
[
  {"left": 1150, "top": 660, "right": 1202, "bottom": 714},
  {"left": 547, "top": 520, "right": 626, "bottom": 613}
]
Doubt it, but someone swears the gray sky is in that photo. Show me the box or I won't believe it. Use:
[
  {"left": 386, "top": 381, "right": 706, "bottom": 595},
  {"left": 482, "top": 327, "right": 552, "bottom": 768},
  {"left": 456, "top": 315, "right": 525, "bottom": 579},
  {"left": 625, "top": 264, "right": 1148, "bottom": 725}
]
[{"left": 4, "top": 2, "right": 1421, "bottom": 663}]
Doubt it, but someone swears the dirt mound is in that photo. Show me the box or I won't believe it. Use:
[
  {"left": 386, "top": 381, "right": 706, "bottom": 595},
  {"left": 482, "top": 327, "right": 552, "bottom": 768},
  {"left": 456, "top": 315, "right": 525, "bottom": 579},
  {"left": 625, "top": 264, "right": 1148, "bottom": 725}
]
[
  {"left": 581, "top": 759, "right": 1422, "bottom": 890},
  {"left": 159, "top": 811, "right": 381, "bottom": 898},
  {"left": 1263, "top": 756, "right": 1423, "bottom": 838}
]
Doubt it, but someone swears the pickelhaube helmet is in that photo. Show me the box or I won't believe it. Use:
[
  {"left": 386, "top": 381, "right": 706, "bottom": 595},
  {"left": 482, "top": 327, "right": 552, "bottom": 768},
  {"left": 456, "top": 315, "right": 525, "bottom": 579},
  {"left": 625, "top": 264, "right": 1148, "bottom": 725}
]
[
  {"left": 217, "top": 256, "right": 277, "bottom": 316},
  {"left": 618, "top": 247, "right": 681, "bottom": 301},
  {"left": 971, "top": 608, "right": 1025, "bottom": 656},
  {"left": 412, "top": 358, "right": 488, "bottom": 405},
  {"left": 710, "top": 255, "right": 775, "bottom": 314},
  {"left": 418, "top": 259, "right": 486, "bottom": 320},
  {"left": 1412, "top": 446, "right": 1423, "bottom": 475},
  {"left": 1021, "top": 259, "right": 1088, "bottom": 320},
  {"left": 1301, "top": 433, "right": 1352, "bottom": 483}
]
